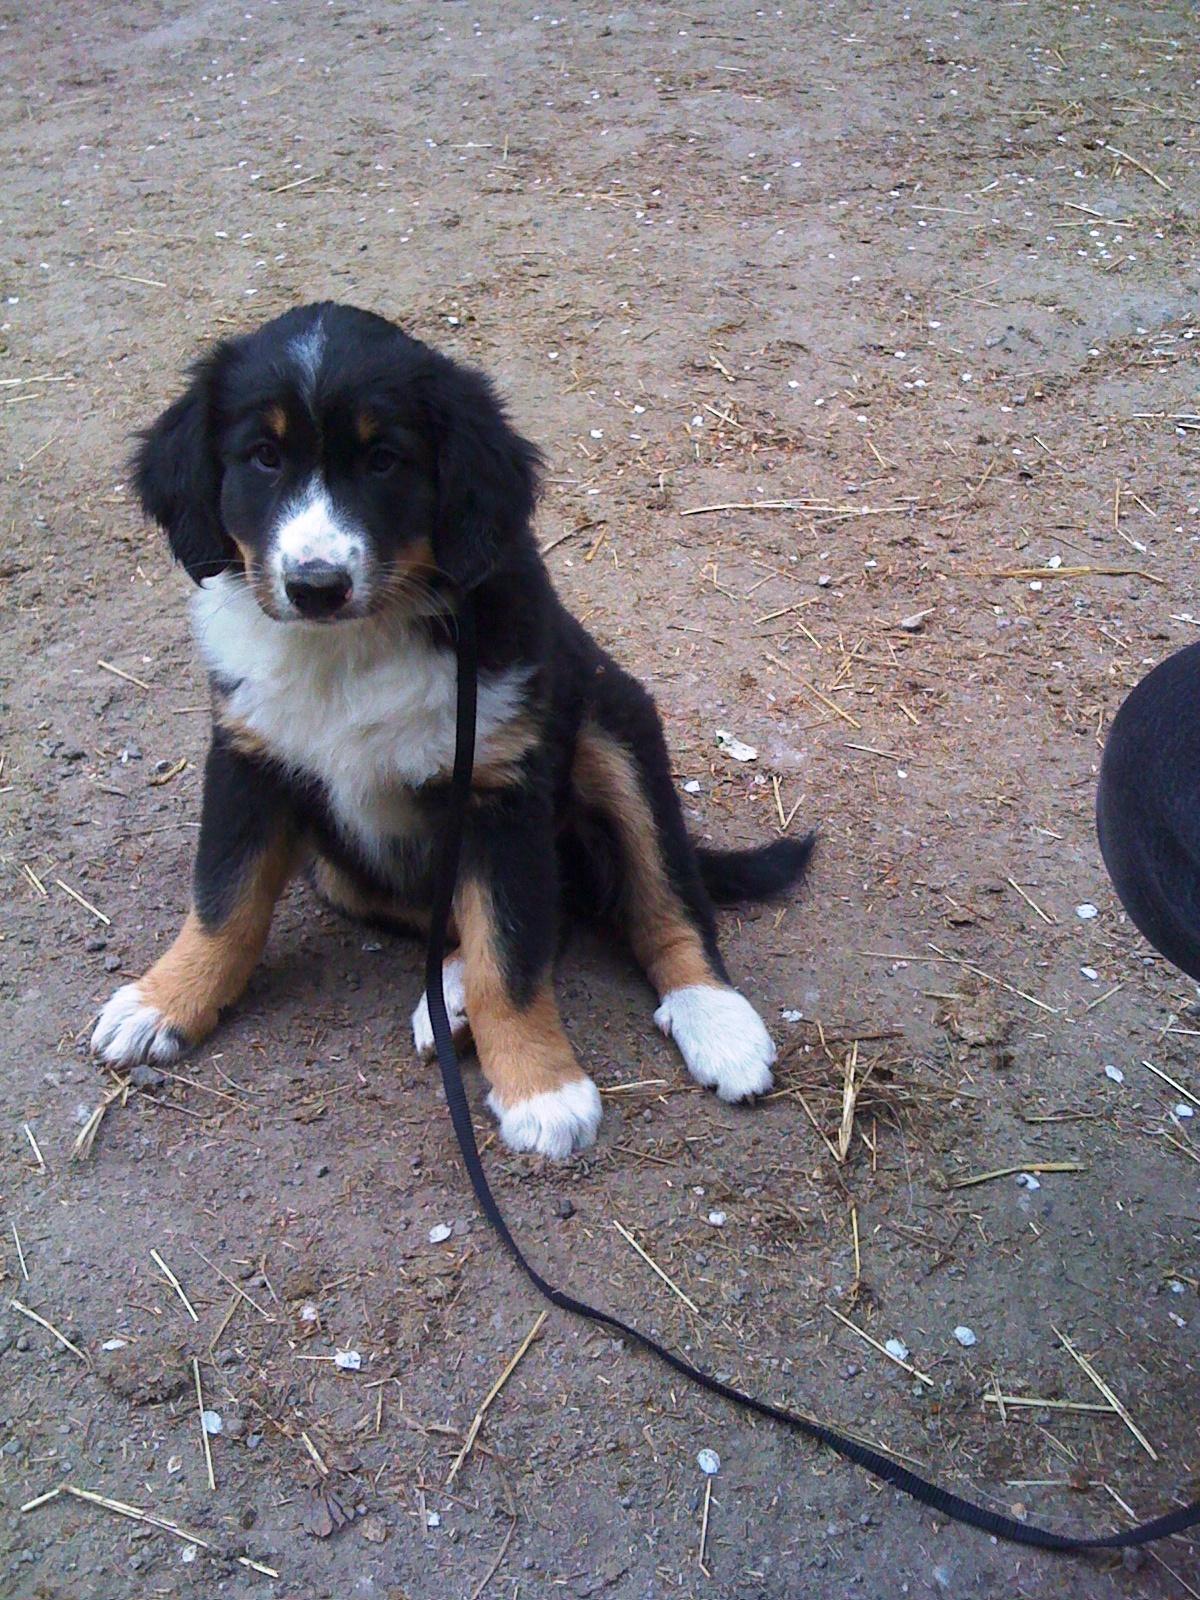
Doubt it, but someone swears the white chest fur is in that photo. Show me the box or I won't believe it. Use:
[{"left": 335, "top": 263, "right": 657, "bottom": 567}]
[{"left": 191, "top": 574, "right": 530, "bottom": 862}]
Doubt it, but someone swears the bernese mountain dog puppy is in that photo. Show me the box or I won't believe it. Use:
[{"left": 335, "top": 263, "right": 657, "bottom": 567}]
[{"left": 91, "top": 303, "right": 813, "bottom": 1158}]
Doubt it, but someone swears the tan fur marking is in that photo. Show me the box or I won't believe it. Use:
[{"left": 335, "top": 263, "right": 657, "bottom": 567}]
[
  {"left": 137, "top": 834, "right": 300, "bottom": 1044},
  {"left": 231, "top": 537, "right": 257, "bottom": 577},
  {"left": 572, "top": 726, "right": 720, "bottom": 996},
  {"left": 264, "top": 405, "right": 288, "bottom": 439},
  {"left": 472, "top": 713, "right": 538, "bottom": 789},
  {"left": 456, "top": 878, "right": 582, "bottom": 1108},
  {"left": 310, "top": 856, "right": 433, "bottom": 935},
  {"left": 355, "top": 409, "right": 379, "bottom": 443},
  {"left": 213, "top": 707, "right": 274, "bottom": 763}
]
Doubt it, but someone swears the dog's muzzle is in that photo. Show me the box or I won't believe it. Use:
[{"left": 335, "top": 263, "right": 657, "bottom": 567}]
[{"left": 282, "top": 557, "right": 353, "bottom": 619}]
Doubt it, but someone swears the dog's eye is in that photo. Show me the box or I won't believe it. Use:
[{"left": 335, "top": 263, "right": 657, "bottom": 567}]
[
  {"left": 365, "top": 444, "right": 397, "bottom": 477},
  {"left": 251, "top": 441, "right": 282, "bottom": 473}
]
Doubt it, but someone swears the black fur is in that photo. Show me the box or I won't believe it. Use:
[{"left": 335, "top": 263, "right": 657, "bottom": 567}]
[
  {"left": 696, "top": 838, "right": 816, "bottom": 906},
  {"left": 137, "top": 302, "right": 813, "bottom": 1012},
  {"left": 192, "top": 729, "right": 298, "bottom": 926},
  {"left": 1098, "top": 642, "right": 1200, "bottom": 983},
  {"left": 135, "top": 351, "right": 237, "bottom": 582}
]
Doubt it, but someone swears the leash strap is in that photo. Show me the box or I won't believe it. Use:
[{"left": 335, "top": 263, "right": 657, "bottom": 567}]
[{"left": 425, "top": 589, "right": 1200, "bottom": 1554}]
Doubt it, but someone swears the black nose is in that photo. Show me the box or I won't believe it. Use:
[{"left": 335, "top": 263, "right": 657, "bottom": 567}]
[{"left": 284, "top": 560, "right": 352, "bottom": 619}]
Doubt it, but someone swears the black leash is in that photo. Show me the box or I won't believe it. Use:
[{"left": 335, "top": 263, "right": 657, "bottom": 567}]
[{"left": 425, "top": 589, "right": 1200, "bottom": 1555}]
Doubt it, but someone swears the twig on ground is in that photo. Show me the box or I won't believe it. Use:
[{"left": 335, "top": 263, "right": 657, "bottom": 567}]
[
  {"left": 72, "top": 1078, "right": 129, "bottom": 1161},
  {"left": 151, "top": 1249, "right": 199, "bottom": 1322},
  {"left": 55, "top": 879, "right": 110, "bottom": 925},
  {"left": 1053, "top": 1326, "right": 1157, "bottom": 1459},
  {"left": 983, "top": 1392, "right": 1116, "bottom": 1415},
  {"left": 97, "top": 658, "right": 151, "bottom": 690},
  {"left": 193, "top": 1357, "right": 216, "bottom": 1491},
  {"left": 613, "top": 1220, "right": 700, "bottom": 1315},
  {"left": 1006, "top": 876, "right": 1055, "bottom": 925},
  {"left": 447, "top": 1311, "right": 549, "bottom": 1485},
  {"left": 827, "top": 1305, "right": 934, "bottom": 1386},
  {"left": 1141, "top": 1058, "right": 1200, "bottom": 1110},
  {"left": 189, "top": 1243, "right": 276, "bottom": 1321},
  {"left": 950, "top": 1162, "right": 1084, "bottom": 1189},
  {"left": 21, "top": 1483, "right": 210, "bottom": 1546},
  {"left": 22, "top": 1125, "right": 45, "bottom": 1171},
  {"left": 698, "top": 1476, "right": 713, "bottom": 1575},
  {"left": 10, "top": 1299, "right": 89, "bottom": 1364},
  {"left": 11, "top": 1222, "right": 28, "bottom": 1281}
]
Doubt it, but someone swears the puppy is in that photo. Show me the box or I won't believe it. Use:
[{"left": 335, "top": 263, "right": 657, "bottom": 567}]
[{"left": 92, "top": 303, "right": 813, "bottom": 1158}]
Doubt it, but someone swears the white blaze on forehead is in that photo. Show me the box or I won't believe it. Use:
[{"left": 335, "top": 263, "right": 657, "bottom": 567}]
[
  {"left": 289, "top": 318, "right": 326, "bottom": 389},
  {"left": 271, "top": 479, "right": 368, "bottom": 606}
]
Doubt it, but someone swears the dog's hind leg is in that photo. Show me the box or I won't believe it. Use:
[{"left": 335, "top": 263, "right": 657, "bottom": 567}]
[
  {"left": 571, "top": 671, "right": 777, "bottom": 1102},
  {"left": 92, "top": 733, "right": 303, "bottom": 1066}
]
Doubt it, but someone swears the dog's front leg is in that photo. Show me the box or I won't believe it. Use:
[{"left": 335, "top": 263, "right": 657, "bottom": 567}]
[
  {"left": 454, "top": 783, "right": 601, "bottom": 1159},
  {"left": 92, "top": 732, "right": 303, "bottom": 1066}
]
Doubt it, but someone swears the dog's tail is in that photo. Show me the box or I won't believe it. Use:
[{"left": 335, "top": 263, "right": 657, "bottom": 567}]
[{"left": 695, "top": 833, "right": 816, "bottom": 906}]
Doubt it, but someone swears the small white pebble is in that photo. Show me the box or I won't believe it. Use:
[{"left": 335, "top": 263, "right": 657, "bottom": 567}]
[
  {"left": 692, "top": 1185, "right": 705, "bottom": 1196},
  {"left": 714, "top": 730, "right": 757, "bottom": 763},
  {"left": 1176, "top": 1104, "right": 1195, "bottom": 1120},
  {"left": 101, "top": 1338, "right": 128, "bottom": 1352},
  {"left": 953, "top": 1326, "right": 977, "bottom": 1348},
  {"left": 682, "top": 779, "right": 701, "bottom": 794},
  {"left": 1016, "top": 1173, "right": 1041, "bottom": 1191},
  {"left": 707, "top": 1210, "right": 727, "bottom": 1227},
  {"left": 429, "top": 1223, "right": 453, "bottom": 1244},
  {"left": 425, "top": 1510, "right": 441, "bottom": 1528},
  {"left": 1104, "top": 1064, "right": 1125, "bottom": 1084},
  {"left": 1169, "top": 1311, "right": 1187, "bottom": 1328},
  {"left": 781, "top": 1009, "right": 802, "bottom": 1023},
  {"left": 1170, "top": 1280, "right": 1186, "bottom": 1294},
  {"left": 1075, "top": 903, "right": 1099, "bottom": 920},
  {"left": 334, "top": 1349, "right": 362, "bottom": 1371},
  {"left": 202, "top": 1410, "right": 223, "bottom": 1435},
  {"left": 885, "top": 1337, "right": 910, "bottom": 1362},
  {"left": 1028, "top": 580, "right": 1043, "bottom": 592},
  {"left": 697, "top": 1448, "right": 721, "bottom": 1475},
  {"left": 300, "top": 1301, "right": 319, "bottom": 1322},
  {"left": 1081, "top": 966, "right": 1098, "bottom": 981},
  {"left": 181, "top": 1544, "right": 198, "bottom": 1564}
]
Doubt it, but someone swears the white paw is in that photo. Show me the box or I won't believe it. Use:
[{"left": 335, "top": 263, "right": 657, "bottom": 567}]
[
  {"left": 91, "top": 984, "right": 183, "bottom": 1067},
  {"left": 411, "top": 955, "right": 469, "bottom": 1059},
  {"left": 488, "top": 1077, "right": 602, "bottom": 1160},
  {"left": 654, "top": 985, "right": 776, "bottom": 1102}
]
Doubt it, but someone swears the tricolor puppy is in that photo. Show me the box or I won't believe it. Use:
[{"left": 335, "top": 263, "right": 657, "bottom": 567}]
[{"left": 92, "top": 304, "right": 814, "bottom": 1158}]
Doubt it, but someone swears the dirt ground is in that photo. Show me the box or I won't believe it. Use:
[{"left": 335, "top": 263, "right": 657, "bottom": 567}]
[{"left": 1, "top": 2, "right": 1199, "bottom": 1596}]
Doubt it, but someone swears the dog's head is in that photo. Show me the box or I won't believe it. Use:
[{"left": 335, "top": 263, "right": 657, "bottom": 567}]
[{"left": 135, "top": 303, "right": 541, "bottom": 619}]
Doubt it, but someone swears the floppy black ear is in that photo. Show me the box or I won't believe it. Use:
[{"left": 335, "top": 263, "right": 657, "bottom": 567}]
[
  {"left": 134, "top": 350, "right": 236, "bottom": 584},
  {"left": 429, "top": 362, "right": 542, "bottom": 590}
]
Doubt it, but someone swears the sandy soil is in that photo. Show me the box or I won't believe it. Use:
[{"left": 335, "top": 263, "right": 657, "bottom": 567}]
[{"left": 2, "top": 2, "right": 1199, "bottom": 1596}]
